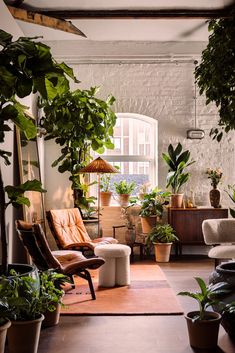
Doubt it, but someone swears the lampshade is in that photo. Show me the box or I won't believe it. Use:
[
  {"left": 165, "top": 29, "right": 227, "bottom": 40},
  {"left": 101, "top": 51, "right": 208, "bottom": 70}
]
[{"left": 79, "top": 157, "right": 119, "bottom": 174}]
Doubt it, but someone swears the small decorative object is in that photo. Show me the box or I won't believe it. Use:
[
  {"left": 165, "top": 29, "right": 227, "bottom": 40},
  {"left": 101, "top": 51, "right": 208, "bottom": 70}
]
[
  {"left": 178, "top": 277, "right": 229, "bottom": 350},
  {"left": 206, "top": 168, "right": 222, "bottom": 208},
  {"left": 113, "top": 180, "right": 136, "bottom": 207},
  {"left": 162, "top": 143, "right": 195, "bottom": 208},
  {"left": 186, "top": 190, "right": 196, "bottom": 208},
  {"left": 146, "top": 224, "right": 178, "bottom": 262}
]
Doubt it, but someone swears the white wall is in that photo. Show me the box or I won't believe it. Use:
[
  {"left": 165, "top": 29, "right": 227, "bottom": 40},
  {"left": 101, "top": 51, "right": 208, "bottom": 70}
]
[{"left": 44, "top": 59, "right": 235, "bottom": 210}]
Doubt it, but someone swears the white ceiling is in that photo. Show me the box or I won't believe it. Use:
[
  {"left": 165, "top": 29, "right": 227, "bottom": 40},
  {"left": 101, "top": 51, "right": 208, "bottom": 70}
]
[{"left": 9, "top": 0, "right": 233, "bottom": 42}]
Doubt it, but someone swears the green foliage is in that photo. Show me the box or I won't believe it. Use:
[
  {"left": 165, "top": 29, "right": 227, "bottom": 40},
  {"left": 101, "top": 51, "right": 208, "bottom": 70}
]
[
  {"left": 195, "top": 17, "right": 235, "bottom": 141},
  {"left": 5, "top": 179, "right": 46, "bottom": 208},
  {"left": 225, "top": 184, "right": 235, "bottom": 218},
  {"left": 39, "top": 87, "right": 116, "bottom": 217},
  {"left": 178, "top": 277, "right": 230, "bottom": 321},
  {"left": 131, "top": 188, "right": 171, "bottom": 217},
  {"left": 0, "top": 30, "right": 76, "bottom": 273},
  {"left": 146, "top": 224, "right": 178, "bottom": 245},
  {"left": 162, "top": 143, "right": 195, "bottom": 193},
  {"left": 114, "top": 180, "right": 136, "bottom": 195},
  {"left": 0, "top": 270, "right": 68, "bottom": 321},
  {"left": 100, "top": 174, "right": 112, "bottom": 192}
]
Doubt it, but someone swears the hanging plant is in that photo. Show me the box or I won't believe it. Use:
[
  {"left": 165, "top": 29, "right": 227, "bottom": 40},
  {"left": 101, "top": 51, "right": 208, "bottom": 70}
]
[{"left": 195, "top": 15, "right": 235, "bottom": 142}]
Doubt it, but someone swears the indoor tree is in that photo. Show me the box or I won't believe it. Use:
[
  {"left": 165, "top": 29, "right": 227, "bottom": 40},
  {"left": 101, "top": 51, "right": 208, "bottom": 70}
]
[
  {"left": 40, "top": 87, "right": 116, "bottom": 218},
  {"left": 0, "top": 29, "right": 76, "bottom": 274},
  {"left": 195, "top": 14, "right": 235, "bottom": 142}
]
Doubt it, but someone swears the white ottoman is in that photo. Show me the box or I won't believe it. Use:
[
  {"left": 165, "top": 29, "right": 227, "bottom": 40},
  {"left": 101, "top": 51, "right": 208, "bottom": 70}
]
[{"left": 94, "top": 244, "right": 131, "bottom": 287}]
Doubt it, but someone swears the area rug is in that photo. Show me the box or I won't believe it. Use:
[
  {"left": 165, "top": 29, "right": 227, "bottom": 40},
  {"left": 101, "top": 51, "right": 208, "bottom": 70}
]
[{"left": 61, "top": 263, "right": 184, "bottom": 316}]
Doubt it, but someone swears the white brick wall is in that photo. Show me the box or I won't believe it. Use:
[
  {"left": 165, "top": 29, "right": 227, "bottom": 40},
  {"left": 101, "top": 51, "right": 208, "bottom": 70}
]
[{"left": 44, "top": 60, "right": 235, "bottom": 212}]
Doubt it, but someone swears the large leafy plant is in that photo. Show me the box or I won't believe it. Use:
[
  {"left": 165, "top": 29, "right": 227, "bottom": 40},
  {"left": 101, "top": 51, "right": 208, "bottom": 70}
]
[
  {"left": 146, "top": 224, "right": 178, "bottom": 245},
  {"left": 178, "top": 277, "right": 230, "bottom": 321},
  {"left": 0, "top": 30, "right": 75, "bottom": 274},
  {"left": 113, "top": 180, "right": 136, "bottom": 195},
  {"left": 39, "top": 87, "right": 116, "bottom": 218},
  {"left": 195, "top": 16, "right": 235, "bottom": 142},
  {"left": 162, "top": 143, "right": 195, "bottom": 194}
]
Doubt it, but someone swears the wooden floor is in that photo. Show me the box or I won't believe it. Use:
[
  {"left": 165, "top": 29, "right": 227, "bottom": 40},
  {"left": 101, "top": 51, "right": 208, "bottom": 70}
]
[{"left": 38, "top": 257, "right": 235, "bottom": 353}]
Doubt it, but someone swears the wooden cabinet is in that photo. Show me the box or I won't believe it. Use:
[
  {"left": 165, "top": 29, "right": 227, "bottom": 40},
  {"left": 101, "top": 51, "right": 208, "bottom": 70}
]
[{"left": 168, "top": 207, "right": 228, "bottom": 255}]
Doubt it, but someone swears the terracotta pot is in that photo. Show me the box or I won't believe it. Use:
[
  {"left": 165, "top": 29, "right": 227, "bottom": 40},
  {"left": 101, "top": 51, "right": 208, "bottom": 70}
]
[
  {"left": 140, "top": 216, "right": 157, "bottom": 234},
  {"left": 7, "top": 314, "right": 44, "bottom": 353},
  {"left": 209, "top": 187, "right": 220, "bottom": 208},
  {"left": 42, "top": 303, "right": 61, "bottom": 328},
  {"left": 117, "top": 194, "right": 130, "bottom": 207},
  {"left": 100, "top": 191, "right": 112, "bottom": 206},
  {"left": 170, "top": 194, "right": 184, "bottom": 208},
  {"left": 154, "top": 243, "right": 172, "bottom": 262},
  {"left": 0, "top": 320, "right": 11, "bottom": 353},
  {"left": 185, "top": 311, "right": 221, "bottom": 349}
]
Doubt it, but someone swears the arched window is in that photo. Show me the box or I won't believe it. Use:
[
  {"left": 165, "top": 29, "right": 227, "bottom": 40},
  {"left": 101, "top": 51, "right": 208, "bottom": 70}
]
[{"left": 96, "top": 113, "right": 158, "bottom": 194}]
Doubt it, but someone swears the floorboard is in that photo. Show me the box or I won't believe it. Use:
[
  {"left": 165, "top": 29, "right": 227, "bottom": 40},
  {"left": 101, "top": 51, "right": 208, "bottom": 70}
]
[{"left": 38, "top": 257, "right": 235, "bottom": 353}]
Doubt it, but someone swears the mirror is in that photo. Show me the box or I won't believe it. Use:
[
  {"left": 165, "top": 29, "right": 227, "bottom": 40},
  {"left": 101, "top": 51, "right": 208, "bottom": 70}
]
[{"left": 16, "top": 113, "right": 45, "bottom": 230}]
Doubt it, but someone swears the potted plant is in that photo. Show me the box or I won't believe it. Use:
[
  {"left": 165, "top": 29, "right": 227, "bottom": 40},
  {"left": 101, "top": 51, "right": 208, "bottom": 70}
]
[
  {"left": 100, "top": 174, "right": 113, "bottom": 206},
  {"left": 40, "top": 87, "right": 117, "bottom": 219},
  {"left": 220, "top": 301, "right": 235, "bottom": 338},
  {"left": 39, "top": 270, "right": 68, "bottom": 328},
  {"left": 0, "top": 300, "right": 11, "bottom": 353},
  {"left": 113, "top": 180, "right": 136, "bottom": 207},
  {"left": 178, "top": 277, "right": 229, "bottom": 349},
  {"left": 0, "top": 30, "right": 74, "bottom": 276},
  {"left": 162, "top": 143, "right": 195, "bottom": 208},
  {"left": 146, "top": 224, "right": 178, "bottom": 262},
  {"left": 131, "top": 188, "right": 171, "bottom": 234}
]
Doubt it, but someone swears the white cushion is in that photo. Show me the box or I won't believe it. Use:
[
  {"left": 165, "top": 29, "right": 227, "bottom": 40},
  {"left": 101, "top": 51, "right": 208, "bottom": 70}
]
[
  {"left": 94, "top": 244, "right": 131, "bottom": 258},
  {"left": 208, "top": 245, "right": 235, "bottom": 259}
]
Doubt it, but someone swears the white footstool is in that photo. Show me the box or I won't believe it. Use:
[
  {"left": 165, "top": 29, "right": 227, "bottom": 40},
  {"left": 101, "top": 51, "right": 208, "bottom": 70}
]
[{"left": 94, "top": 244, "right": 131, "bottom": 287}]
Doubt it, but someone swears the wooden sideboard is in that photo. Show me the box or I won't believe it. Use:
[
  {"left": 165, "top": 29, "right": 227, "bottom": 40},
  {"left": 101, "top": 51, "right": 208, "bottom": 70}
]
[{"left": 168, "top": 207, "right": 228, "bottom": 255}]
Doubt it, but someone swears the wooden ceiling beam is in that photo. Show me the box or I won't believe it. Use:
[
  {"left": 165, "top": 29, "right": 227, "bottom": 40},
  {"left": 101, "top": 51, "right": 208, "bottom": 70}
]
[
  {"left": 7, "top": 5, "right": 86, "bottom": 37},
  {"left": 18, "top": 7, "right": 235, "bottom": 20}
]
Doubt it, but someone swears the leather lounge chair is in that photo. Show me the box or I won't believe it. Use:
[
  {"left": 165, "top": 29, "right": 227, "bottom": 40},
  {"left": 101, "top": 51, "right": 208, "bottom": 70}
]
[{"left": 16, "top": 220, "right": 105, "bottom": 300}]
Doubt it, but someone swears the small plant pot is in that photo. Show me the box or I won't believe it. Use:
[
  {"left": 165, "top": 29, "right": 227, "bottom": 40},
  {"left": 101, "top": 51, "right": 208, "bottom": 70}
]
[
  {"left": 185, "top": 311, "right": 221, "bottom": 349},
  {"left": 42, "top": 303, "right": 61, "bottom": 328},
  {"left": 140, "top": 216, "right": 157, "bottom": 234},
  {"left": 117, "top": 194, "right": 130, "bottom": 207},
  {"left": 154, "top": 243, "right": 172, "bottom": 262},
  {"left": 100, "top": 191, "right": 112, "bottom": 206},
  {"left": 7, "top": 314, "right": 44, "bottom": 353},
  {"left": 171, "top": 194, "right": 184, "bottom": 208},
  {"left": 0, "top": 320, "right": 11, "bottom": 353}
]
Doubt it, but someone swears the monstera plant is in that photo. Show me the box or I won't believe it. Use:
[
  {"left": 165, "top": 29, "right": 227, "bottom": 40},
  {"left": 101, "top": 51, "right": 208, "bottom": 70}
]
[
  {"left": 195, "top": 15, "right": 235, "bottom": 142},
  {"left": 40, "top": 87, "right": 117, "bottom": 218},
  {"left": 0, "top": 30, "right": 76, "bottom": 274}
]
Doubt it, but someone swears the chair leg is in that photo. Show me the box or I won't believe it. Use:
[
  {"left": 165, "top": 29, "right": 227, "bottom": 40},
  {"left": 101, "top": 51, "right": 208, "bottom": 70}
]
[
  {"left": 77, "top": 269, "right": 96, "bottom": 300},
  {"left": 68, "top": 274, "right": 76, "bottom": 289}
]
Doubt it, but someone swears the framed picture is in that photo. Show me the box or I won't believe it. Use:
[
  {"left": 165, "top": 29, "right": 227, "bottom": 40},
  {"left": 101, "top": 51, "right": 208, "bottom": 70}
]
[{"left": 16, "top": 112, "right": 46, "bottom": 230}]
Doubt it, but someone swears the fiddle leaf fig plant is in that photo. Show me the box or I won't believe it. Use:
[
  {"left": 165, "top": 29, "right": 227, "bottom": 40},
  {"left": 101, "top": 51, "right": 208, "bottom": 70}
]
[
  {"left": 195, "top": 16, "right": 235, "bottom": 142},
  {"left": 40, "top": 87, "right": 117, "bottom": 218},
  {"left": 0, "top": 29, "right": 76, "bottom": 274}
]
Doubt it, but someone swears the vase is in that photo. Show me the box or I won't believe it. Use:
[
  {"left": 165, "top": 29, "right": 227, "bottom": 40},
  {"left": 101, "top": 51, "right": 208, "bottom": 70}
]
[
  {"left": 125, "top": 227, "right": 136, "bottom": 245},
  {"left": 209, "top": 261, "right": 235, "bottom": 338},
  {"left": 209, "top": 187, "right": 220, "bottom": 208},
  {"left": 170, "top": 194, "right": 184, "bottom": 208}
]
